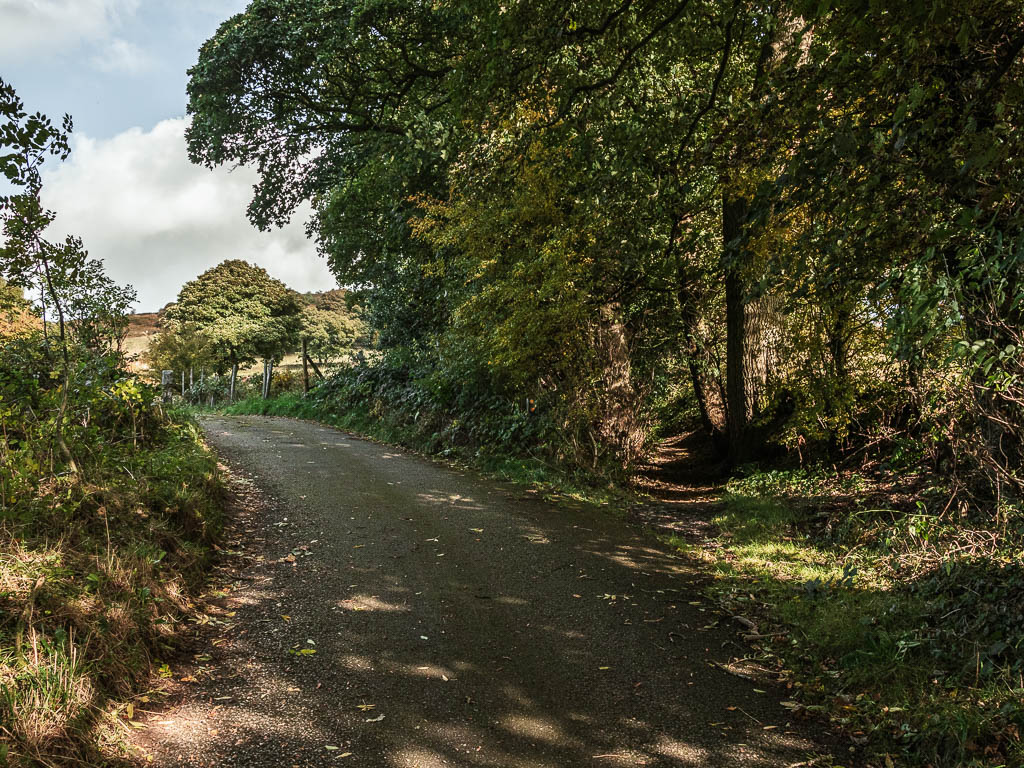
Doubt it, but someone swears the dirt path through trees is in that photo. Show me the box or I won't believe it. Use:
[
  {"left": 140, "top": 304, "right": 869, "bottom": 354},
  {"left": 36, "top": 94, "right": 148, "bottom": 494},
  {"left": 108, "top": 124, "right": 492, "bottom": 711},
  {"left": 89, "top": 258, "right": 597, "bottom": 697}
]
[{"left": 132, "top": 416, "right": 842, "bottom": 767}]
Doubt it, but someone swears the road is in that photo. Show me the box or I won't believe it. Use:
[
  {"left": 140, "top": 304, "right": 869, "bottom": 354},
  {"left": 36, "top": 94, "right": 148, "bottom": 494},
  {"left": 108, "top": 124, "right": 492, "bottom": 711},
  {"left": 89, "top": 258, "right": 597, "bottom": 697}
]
[{"left": 136, "top": 415, "right": 840, "bottom": 767}]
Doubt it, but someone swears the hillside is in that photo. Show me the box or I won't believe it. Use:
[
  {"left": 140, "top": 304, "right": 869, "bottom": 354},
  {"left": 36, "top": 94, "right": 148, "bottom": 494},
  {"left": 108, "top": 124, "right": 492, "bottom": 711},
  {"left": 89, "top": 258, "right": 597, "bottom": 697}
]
[{"left": 124, "top": 312, "right": 162, "bottom": 371}]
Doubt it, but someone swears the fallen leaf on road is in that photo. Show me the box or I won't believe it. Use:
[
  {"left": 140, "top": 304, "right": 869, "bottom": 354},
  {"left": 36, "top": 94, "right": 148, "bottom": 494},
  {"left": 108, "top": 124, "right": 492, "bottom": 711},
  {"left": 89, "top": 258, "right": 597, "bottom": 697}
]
[
  {"left": 469, "top": 528, "right": 483, "bottom": 533},
  {"left": 365, "top": 714, "right": 385, "bottom": 723},
  {"left": 356, "top": 704, "right": 376, "bottom": 711}
]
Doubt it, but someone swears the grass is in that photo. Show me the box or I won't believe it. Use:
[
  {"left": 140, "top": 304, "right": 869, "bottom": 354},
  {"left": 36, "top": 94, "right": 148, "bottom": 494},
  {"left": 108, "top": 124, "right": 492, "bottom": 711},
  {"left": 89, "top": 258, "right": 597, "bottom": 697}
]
[
  {"left": 668, "top": 467, "right": 1024, "bottom": 768},
  {"left": 0, "top": 412, "right": 223, "bottom": 766}
]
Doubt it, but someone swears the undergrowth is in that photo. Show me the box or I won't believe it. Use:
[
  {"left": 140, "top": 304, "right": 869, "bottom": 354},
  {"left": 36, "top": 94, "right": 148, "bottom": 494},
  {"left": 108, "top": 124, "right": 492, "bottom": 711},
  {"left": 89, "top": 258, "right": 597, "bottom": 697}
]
[
  {"left": 1, "top": 346, "right": 223, "bottom": 766},
  {"left": 670, "top": 465, "right": 1024, "bottom": 768}
]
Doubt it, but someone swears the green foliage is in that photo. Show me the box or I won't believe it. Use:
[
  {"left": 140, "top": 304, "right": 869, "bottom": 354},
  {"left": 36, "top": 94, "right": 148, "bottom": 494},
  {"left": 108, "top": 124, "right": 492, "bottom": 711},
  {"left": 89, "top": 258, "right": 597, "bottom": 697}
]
[
  {"left": 1, "top": 81, "right": 224, "bottom": 765},
  {"left": 691, "top": 470, "right": 1024, "bottom": 767},
  {"left": 185, "top": 6, "right": 1024, "bottom": 761},
  {"left": 300, "top": 302, "right": 364, "bottom": 365},
  {"left": 167, "top": 259, "right": 302, "bottom": 370},
  {"left": 145, "top": 321, "right": 216, "bottom": 378}
]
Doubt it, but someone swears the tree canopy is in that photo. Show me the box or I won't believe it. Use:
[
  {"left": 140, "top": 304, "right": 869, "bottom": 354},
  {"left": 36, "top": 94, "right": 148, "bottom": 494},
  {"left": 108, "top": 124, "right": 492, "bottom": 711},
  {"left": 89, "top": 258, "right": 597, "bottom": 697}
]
[
  {"left": 166, "top": 259, "right": 302, "bottom": 372},
  {"left": 185, "top": 0, "right": 1024, "bottom": 492}
]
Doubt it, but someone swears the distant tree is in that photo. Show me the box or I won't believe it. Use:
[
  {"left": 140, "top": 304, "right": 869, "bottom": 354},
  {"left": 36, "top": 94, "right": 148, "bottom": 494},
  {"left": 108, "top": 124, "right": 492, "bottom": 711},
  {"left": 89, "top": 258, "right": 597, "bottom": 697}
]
[
  {"left": 300, "top": 304, "right": 363, "bottom": 366},
  {"left": 144, "top": 321, "right": 216, "bottom": 383},
  {"left": 167, "top": 260, "right": 301, "bottom": 400}
]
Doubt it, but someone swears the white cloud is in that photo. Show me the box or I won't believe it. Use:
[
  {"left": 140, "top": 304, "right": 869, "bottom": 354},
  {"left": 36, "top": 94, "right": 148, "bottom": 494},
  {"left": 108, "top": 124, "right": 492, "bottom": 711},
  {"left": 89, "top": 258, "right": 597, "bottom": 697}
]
[
  {"left": 40, "top": 118, "right": 337, "bottom": 311},
  {"left": 0, "top": 0, "right": 140, "bottom": 57},
  {"left": 91, "top": 37, "right": 153, "bottom": 75}
]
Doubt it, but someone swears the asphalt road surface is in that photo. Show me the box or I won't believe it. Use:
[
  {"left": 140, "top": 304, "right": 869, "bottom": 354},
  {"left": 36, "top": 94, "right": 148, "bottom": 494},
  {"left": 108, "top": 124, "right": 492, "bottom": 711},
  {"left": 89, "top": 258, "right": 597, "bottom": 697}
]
[{"left": 137, "top": 415, "right": 841, "bottom": 768}]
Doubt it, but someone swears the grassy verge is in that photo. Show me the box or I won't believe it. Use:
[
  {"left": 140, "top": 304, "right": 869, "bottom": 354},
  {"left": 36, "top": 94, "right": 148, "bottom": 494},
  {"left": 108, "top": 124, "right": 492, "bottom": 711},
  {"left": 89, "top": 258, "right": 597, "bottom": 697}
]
[
  {"left": 665, "top": 468, "right": 1024, "bottom": 768},
  {"left": 222, "top": 392, "right": 629, "bottom": 508},
  {"left": 0, "top": 410, "right": 223, "bottom": 766}
]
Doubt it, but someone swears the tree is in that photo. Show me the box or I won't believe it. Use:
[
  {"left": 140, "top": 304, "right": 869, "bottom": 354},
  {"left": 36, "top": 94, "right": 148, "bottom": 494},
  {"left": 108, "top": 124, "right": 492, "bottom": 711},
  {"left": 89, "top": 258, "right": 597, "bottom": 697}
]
[
  {"left": 2, "top": 77, "right": 136, "bottom": 471},
  {"left": 185, "top": 0, "right": 1024, "bottom": 491},
  {"left": 300, "top": 305, "right": 362, "bottom": 366},
  {"left": 144, "top": 321, "right": 216, "bottom": 384},
  {"left": 166, "top": 260, "right": 301, "bottom": 401}
]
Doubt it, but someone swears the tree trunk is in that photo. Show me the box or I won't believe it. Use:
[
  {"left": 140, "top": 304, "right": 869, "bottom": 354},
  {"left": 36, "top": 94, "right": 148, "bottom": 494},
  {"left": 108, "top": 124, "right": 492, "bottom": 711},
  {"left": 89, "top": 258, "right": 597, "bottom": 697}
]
[
  {"left": 723, "top": 190, "right": 751, "bottom": 463},
  {"left": 743, "top": 292, "right": 782, "bottom": 415},
  {"left": 302, "top": 338, "right": 310, "bottom": 394},
  {"left": 229, "top": 361, "right": 238, "bottom": 402},
  {"left": 266, "top": 359, "right": 274, "bottom": 399},
  {"left": 307, "top": 355, "right": 325, "bottom": 382}
]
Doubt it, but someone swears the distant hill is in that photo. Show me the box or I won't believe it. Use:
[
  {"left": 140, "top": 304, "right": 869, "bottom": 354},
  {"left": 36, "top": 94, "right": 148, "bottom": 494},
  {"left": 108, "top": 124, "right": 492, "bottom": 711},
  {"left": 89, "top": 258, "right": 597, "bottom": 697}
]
[
  {"left": 124, "top": 312, "right": 162, "bottom": 370},
  {"left": 0, "top": 282, "right": 42, "bottom": 337}
]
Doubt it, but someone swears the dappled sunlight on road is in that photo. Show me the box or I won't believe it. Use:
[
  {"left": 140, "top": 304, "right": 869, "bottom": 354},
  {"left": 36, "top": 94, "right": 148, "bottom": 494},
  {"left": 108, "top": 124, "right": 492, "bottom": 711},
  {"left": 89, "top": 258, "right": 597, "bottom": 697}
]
[{"left": 132, "top": 415, "right": 839, "bottom": 767}]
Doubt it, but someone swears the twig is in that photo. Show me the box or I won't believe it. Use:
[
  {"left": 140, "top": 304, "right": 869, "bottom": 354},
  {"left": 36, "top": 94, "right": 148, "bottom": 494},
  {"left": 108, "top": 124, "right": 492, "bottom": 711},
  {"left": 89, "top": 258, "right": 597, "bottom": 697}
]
[{"left": 15, "top": 575, "right": 45, "bottom": 667}]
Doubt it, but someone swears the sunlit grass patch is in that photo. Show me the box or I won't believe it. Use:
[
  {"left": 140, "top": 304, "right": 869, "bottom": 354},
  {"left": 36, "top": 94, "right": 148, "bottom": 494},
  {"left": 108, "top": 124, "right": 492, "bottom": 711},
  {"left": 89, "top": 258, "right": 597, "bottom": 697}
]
[{"left": 666, "top": 468, "right": 1024, "bottom": 767}]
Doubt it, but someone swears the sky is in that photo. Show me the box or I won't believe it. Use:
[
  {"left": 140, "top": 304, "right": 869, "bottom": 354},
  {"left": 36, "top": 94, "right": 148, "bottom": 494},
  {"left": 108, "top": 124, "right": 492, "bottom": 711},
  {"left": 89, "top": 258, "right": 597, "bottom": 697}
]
[{"left": 0, "top": 0, "right": 337, "bottom": 311}]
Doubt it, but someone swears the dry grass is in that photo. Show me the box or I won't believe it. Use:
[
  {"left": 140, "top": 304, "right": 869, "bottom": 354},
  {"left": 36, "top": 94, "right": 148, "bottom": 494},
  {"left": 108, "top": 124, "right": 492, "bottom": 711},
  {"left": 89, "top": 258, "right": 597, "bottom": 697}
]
[{"left": 0, "top": 418, "right": 223, "bottom": 766}]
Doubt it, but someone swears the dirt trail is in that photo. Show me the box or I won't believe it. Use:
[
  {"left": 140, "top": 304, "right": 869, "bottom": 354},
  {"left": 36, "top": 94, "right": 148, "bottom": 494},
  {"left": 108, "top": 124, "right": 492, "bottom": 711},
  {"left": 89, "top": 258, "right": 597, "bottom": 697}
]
[{"left": 133, "top": 415, "right": 841, "bottom": 767}]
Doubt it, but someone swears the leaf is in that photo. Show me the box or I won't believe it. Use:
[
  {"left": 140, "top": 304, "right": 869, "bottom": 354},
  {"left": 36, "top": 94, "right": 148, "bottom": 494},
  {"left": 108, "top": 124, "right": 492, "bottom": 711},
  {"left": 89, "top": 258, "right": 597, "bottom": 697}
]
[
  {"left": 127, "top": 702, "right": 134, "bottom": 719},
  {"left": 356, "top": 704, "right": 376, "bottom": 711},
  {"left": 365, "top": 713, "right": 385, "bottom": 723}
]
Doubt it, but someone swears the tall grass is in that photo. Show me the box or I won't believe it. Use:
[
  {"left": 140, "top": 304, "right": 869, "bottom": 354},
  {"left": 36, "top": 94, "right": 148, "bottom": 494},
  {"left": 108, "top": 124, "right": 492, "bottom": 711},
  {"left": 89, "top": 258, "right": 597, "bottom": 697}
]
[{"left": 0, "top": 413, "right": 223, "bottom": 765}]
